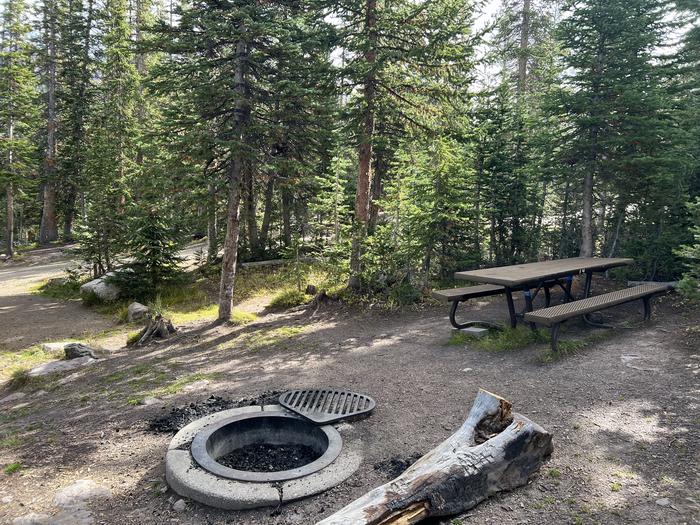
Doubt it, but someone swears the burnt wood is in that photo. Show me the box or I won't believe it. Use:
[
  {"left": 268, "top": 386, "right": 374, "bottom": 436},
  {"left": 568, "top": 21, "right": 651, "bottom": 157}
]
[{"left": 317, "top": 390, "right": 553, "bottom": 525}]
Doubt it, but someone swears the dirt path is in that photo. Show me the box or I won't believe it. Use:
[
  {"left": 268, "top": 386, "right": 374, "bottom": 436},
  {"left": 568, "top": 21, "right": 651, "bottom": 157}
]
[
  {"left": 0, "top": 248, "right": 115, "bottom": 352},
  {"left": 0, "top": 277, "right": 698, "bottom": 525}
]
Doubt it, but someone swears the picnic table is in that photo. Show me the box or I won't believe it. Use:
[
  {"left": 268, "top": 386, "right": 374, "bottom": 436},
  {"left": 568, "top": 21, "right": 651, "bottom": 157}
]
[{"left": 454, "top": 257, "right": 633, "bottom": 328}]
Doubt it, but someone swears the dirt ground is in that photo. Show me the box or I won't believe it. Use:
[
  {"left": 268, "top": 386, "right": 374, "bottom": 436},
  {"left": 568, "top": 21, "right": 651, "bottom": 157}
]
[{"left": 1, "top": 253, "right": 698, "bottom": 525}]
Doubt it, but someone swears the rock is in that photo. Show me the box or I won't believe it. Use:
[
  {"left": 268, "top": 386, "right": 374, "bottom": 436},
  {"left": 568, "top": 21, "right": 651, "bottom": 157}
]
[
  {"left": 28, "top": 356, "right": 96, "bottom": 377},
  {"left": 41, "top": 341, "right": 79, "bottom": 354},
  {"left": 64, "top": 343, "right": 96, "bottom": 360},
  {"left": 80, "top": 274, "right": 120, "bottom": 302},
  {"left": 0, "top": 392, "right": 27, "bottom": 404},
  {"left": 12, "top": 513, "right": 52, "bottom": 525},
  {"left": 53, "top": 479, "right": 112, "bottom": 508},
  {"left": 172, "top": 499, "right": 187, "bottom": 512},
  {"left": 127, "top": 302, "right": 150, "bottom": 322},
  {"left": 141, "top": 396, "right": 163, "bottom": 406},
  {"left": 47, "top": 277, "right": 68, "bottom": 287},
  {"left": 305, "top": 284, "right": 317, "bottom": 295},
  {"left": 2, "top": 495, "right": 13, "bottom": 503},
  {"left": 655, "top": 498, "right": 671, "bottom": 507}
]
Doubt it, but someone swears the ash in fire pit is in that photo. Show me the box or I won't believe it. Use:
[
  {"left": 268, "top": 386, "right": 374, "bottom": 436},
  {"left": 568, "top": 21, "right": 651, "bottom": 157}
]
[{"left": 218, "top": 442, "right": 321, "bottom": 472}]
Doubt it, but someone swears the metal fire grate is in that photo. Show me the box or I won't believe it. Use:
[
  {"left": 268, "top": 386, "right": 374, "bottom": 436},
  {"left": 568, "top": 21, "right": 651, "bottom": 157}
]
[{"left": 279, "top": 389, "right": 376, "bottom": 424}]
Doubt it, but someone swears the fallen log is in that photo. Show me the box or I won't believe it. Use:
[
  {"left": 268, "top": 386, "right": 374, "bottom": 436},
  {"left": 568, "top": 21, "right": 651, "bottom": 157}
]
[{"left": 317, "top": 389, "right": 553, "bottom": 525}]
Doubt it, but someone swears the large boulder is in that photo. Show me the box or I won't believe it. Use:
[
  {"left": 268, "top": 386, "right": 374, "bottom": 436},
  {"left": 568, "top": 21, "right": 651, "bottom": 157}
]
[
  {"left": 41, "top": 341, "right": 80, "bottom": 354},
  {"left": 80, "top": 273, "right": 120, "bottom": 302},
  {"left": 28, "top": 356, "right": 96, "bottom": 377},
  {"left": 127, "top": 302, "right": 150, "bottom": 322}
]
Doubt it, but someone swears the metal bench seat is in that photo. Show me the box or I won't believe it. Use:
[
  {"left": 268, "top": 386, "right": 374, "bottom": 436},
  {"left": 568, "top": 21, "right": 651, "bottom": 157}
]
[{"left": 524, "top": 283, "right": 672, "bottom": 351}]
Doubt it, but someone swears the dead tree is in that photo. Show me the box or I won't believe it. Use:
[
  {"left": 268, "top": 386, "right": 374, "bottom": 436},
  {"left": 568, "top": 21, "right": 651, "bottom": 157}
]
[
  {"left": 318, "top": 389, "right": 553, "bottom": 525},
  {"left": 130, "top": 315, "right": 176, "bottom": 346}
]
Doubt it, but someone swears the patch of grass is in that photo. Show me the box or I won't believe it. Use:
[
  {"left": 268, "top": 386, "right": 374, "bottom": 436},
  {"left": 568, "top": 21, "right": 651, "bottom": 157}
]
[
  {"left": 660, "top": 475, "right": 679, "bottom": 487},
  {"left": 244, "top": 326, "right": 306, "bottom": 351},
  {"left": 539, "top": 330, "right": 615, "bottom": 363},
  {"left": 3, "top": 462, "right": 22, "bottom": 474},
  {"left": 532, "top": 495, "right": 556, "bottom": 509},
  {"left": 126, "top": 330, "right": 142, "bottom": 346},
  {"left": 230, "top": 310, "right": 258, "bottom": 325},
  {"left": 169, "top": 304, "right": 217, "bottom": 324},
  {"left": 448, "top": 326, "right": 547, "bottom": 352},
  {"left": 612, "top": 470, "right": 636, "bottom": 479},
  {"left": 0, "top": 345, "right": 55, "bottom": 380},
  {"left": 548, "top": 468, "right": 562, "bottom": 479},
  {"left": 610, "top": 482, "right": 622, "bottom": 492},
  {"left": 0, "top": 431, "right": 21, "bottom": 449},
  {"left": 7, "top": 367, "right": 31, "bottom": 390},
  {"left": 269, "top": 288, "right": 312, "bottom": 309},
  {"left": 34, "top": 279, "right": 82, "bottom": 300}
]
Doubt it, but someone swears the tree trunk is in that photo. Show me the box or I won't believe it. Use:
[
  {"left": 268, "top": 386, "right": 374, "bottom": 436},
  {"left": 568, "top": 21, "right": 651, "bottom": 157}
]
[
  {"left": 348, "top": 0, "right": 377, "bottom": 290},
  {"left": 259, "top": 176, "right": 275, "bottom": 255},
  {"left": 218, "top": 36, "right": 247, "bottom": 321},
  {"left": 5, "top": 184, "right": 14, "bottom": 257},
  {"left": 517, "top": 0, "right": 531, "bottom": 95},
  {"left": 580, "top": 171, "right": 594, "bottom": 257},
  {"left": 244, "top": 162, "right": 259, "bottom": 258},
  {"left": 207, "top": 181, "right": 218, "bottom": 261},
  {"left": 318, "top": 390, "right": 552, "bottom": 525},
  {"left": 39, "top": 0, "right": 59, "bottom": 244},
  {"left": 281, "top": 186, "right": 292, "bottom": 248}
]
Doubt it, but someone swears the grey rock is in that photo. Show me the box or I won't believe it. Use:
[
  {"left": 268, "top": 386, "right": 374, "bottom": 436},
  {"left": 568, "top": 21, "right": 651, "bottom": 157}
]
[
  {"left": 41, "top": 341, "right": 79, "bottom": 354},
  {"left": 0, "top": 392, "right": 27, "bottom": 404},
  {"left": 172, "top": 499, "right": 187, "bottom": 512},
  {"left": 80, "top": 274, "right": 120, "bottom": 302},
  {"left": 127, "top": 302, "right": 150, "bottom": 322},
  {"left": 12, "top": 513, "right": 51, "bottom": 525},
  {"left": 655, "top": 498, "right": 671, "bottom": 507},
  {"left": 54, "top": 479, "right": 111, "bottom": 509},
  {"left": 28, "top": 356, "right": 96, "bottom": 377},
  {"left": 47, "top": 277, "right": 69, "bottom": 287},
  {"left": 64, "top": 343, "right": 96, "bottom": 360},
  {"left": 2, "top": 495, "right": 13, "bottom": 503},
  {"left": 141, "top": 396, "right": 163, "bottom": 406}
]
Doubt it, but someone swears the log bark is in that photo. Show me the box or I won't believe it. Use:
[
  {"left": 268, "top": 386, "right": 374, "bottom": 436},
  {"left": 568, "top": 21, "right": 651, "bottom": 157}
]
[
  {"left": 318, "top": 390, "right": 553, "bottom": 525},
  {"left": 130, "top": 314, "right": 176, "bottom": 346},
  {"left": 218, "top": 35, "right": 247, "bottom": 321}
]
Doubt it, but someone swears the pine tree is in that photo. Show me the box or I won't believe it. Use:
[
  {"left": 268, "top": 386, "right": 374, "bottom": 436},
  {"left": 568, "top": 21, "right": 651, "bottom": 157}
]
[
  {"left": 558, "top": 0, "right": 678, "bottom": 266},
  {"left": 0, "top": 0, "right": 40, "bottom": 257},
  {"left": 80, "top": 0, "right": 138, "bottom": 274}
]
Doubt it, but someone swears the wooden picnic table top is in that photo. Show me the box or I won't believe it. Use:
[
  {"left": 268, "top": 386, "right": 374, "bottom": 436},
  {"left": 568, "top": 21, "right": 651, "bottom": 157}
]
[{"left": 455, "top": 257, "right": 633, "bottom": 287}]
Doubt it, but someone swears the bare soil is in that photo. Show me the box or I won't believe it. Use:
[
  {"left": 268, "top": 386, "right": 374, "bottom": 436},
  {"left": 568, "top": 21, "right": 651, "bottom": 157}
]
[{"left": 1, "top": 254, "right": 698, "bottom": 525}]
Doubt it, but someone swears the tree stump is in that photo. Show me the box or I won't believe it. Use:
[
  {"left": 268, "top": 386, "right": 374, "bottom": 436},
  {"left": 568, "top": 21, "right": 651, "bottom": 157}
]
[
  {"left": 317, "top": 389, "right": 553, "bottom": 525},
  {"left": 129, "top": 314, "right": 176, "bottom": 346}
]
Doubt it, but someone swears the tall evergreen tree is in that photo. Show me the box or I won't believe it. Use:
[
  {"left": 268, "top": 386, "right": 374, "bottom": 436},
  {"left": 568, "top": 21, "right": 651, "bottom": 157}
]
[{"left": 0, "top": 0, "right": 39, "bottom": 257}]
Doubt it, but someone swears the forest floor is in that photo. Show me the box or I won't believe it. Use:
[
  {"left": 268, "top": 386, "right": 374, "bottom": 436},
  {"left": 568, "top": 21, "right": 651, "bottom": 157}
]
[{"left": 0, "top": 250, "right": 699, "bottom": 525}]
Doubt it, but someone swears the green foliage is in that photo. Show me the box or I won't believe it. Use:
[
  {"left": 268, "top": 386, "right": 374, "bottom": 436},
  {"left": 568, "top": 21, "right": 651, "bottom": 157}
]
[
  {"left": 36, "top": 278, "right": 81, "bottom": 300},
  {"left": 3, "top": 462, "right": 22, "bottom": 474},
  {"left": 269, "top": 289, "right": 312, "bottom": 309},
  {"left": 110, "top": 207, "right": 185, "bottom": 300},
  {"left": 448, "top": 326, "right": 548, "bottom": 351},
  {"left": 676, "top": 198, "right": 700, "bottom": 300}
]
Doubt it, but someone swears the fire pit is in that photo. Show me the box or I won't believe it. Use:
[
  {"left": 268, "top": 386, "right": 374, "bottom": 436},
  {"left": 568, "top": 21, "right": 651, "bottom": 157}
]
[
  {"left": 165, "top": 406, "right": 361, "bottom": 510},
  {"left": 190, "top": 412, "right": 342, "bottom": 482}
]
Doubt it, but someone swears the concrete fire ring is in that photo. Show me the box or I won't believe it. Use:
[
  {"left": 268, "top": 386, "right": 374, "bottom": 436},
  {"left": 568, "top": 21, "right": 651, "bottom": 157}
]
[{"left": 165, "top": 405, "right": 363, "bottom": 510}]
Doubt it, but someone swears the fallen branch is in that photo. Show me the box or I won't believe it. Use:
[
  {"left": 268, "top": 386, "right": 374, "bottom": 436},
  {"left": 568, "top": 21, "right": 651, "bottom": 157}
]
[{"left": 317, "top": 389, "right": 553, "bottom": 525}]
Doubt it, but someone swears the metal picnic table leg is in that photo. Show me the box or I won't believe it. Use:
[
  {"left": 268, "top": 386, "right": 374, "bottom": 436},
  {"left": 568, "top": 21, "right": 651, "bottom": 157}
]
[
  {"left": 582, "top": 270, "right": 611, "bottom": 328},
  {"left": 544, "top": 286, "right": 551, "bottom": 307},
  {"left": 505, "top": 288, "right": 517, "bottom": 328},
  {"left": 523, "top": 287, "right": 537, "bottom": 331}
]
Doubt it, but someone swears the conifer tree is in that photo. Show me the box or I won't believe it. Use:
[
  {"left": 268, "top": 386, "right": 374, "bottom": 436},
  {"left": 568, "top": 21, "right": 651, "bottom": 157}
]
[{"left": 0, "top": 0, "right": 39, "bottom": 257}]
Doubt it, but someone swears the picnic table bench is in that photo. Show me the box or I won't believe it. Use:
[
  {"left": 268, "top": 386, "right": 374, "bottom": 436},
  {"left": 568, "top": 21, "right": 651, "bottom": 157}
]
[{"left": 524, "top": 282, "right": 673, "bottom": 351}]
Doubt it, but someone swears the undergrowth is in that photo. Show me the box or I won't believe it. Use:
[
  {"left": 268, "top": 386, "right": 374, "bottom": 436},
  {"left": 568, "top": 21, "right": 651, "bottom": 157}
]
[{"left": 448, "top": 326, "right": 548, "bottom": 351}]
